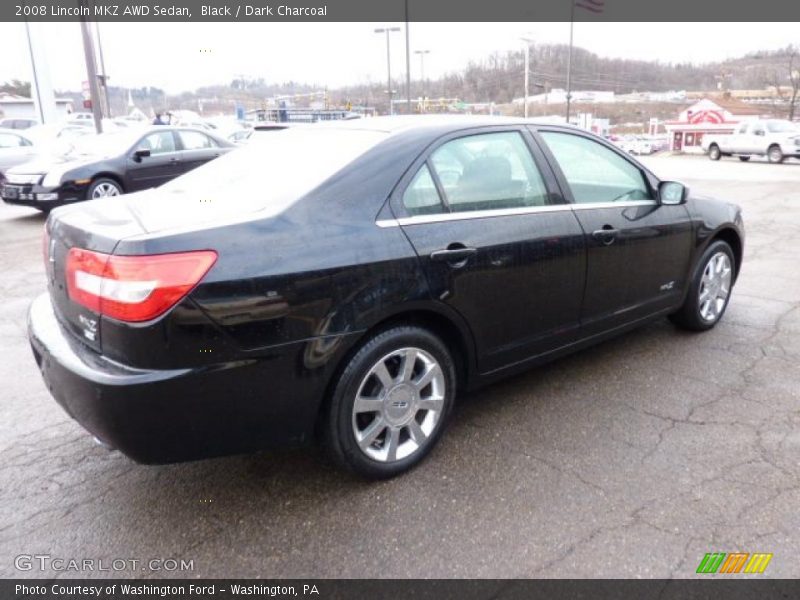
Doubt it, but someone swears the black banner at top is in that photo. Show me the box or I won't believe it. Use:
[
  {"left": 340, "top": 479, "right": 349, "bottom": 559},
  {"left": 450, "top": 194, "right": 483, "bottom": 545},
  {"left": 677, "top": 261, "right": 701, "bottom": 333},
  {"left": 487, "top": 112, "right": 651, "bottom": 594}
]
[{"left": 4, "top": 0, "right": 800, "bottom": 22}]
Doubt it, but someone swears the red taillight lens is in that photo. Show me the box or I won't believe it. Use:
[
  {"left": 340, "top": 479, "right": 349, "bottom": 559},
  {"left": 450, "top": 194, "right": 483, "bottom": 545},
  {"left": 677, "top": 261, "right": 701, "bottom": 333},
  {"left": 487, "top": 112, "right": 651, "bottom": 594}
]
[{"left": 66, "top": 248, "right": 218, "bottom": 322}]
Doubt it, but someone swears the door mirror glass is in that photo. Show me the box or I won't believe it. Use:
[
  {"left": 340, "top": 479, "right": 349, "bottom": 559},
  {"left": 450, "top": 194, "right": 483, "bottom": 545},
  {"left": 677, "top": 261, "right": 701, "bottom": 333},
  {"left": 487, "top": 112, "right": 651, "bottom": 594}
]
[
  {"left": 659, "top": 181, "right": 687, "bottom": 205},
  {"left": 133, "top": 148, "right": 151, "bottom": 162}
]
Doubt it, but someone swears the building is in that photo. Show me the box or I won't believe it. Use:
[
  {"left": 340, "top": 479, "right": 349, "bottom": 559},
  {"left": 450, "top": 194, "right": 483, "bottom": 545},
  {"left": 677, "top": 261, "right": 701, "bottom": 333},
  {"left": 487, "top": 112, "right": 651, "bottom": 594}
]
[
  {"left": 664, "top": 97, "right": 764, "bottom": 153},
  {"left": 0, "top": 94, "right": 73, "bottom": 120}
]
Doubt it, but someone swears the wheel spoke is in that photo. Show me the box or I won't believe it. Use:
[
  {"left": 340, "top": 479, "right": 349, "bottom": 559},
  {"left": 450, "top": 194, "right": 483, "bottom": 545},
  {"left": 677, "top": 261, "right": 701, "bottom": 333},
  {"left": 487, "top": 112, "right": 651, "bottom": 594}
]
[
  {"left": 385, "top": 427, "right": 400, "bottom": 461},
  {"left": 413, "top": 362, "right": 440, "bottom": 392},
  {"left": 407, "top": 420, "right": 427, "bottom": 445},
  {"left": 373, "top": 361, "right": 394, "bottom": 390},
  {"left": 357, "top": 416, "right": 386, "bottom": 449},
  {"left": 399, "top": 349, "right": 417, "bottom": 383},
  {"left": 354, "top": 395, "right": 382, "bottom": 414},
  {"left": 418, "top": 396, "right": 444, "bottom": 413}
]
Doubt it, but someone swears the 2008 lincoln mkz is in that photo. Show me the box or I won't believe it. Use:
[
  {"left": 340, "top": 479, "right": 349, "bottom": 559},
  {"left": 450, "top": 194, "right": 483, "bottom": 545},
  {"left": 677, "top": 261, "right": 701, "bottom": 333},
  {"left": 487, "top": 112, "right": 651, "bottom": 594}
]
[{"left": 29, "top": 117, "right": 744, "bottom": 478}]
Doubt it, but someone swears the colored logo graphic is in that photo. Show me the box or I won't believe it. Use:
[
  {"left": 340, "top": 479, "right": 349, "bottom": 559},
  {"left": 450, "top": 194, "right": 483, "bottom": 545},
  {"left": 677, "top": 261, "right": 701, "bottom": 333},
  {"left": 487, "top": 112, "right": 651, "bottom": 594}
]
[{"left": 696, "top": 552, "right": 773, "bottom": 574}]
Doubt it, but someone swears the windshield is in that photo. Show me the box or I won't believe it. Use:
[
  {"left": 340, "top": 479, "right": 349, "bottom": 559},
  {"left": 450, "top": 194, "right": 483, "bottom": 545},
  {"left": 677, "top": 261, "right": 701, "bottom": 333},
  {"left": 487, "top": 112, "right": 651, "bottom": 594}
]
[
  {"left": 766, "top": 120, "right": 798, "bottom": 133},
  {"left": 159, "top": 127, "right": 389, "bottom": 214}
]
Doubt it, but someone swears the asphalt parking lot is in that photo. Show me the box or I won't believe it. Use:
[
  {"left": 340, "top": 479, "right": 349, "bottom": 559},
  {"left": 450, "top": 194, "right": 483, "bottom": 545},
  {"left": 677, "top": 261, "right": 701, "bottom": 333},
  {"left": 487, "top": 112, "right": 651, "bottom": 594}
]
[{"left": 1, "top": 154, "right": 798, "bottom": 579}]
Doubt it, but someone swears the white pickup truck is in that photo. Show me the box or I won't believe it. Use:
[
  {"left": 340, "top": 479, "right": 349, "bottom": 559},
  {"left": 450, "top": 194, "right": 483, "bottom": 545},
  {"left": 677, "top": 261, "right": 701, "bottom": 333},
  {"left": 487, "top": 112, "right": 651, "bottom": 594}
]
[{"left": 702, "top": 119, "right": 800, "bottom": 163}]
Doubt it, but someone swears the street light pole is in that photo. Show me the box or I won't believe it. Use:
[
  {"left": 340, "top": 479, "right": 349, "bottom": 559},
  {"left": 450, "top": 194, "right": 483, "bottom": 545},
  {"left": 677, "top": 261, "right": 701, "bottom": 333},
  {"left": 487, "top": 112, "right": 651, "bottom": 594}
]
[
  {"left": 415, "top": 49, "right": 430, "bottom": 111},
  {"left": 404, "top": 0, "right": 411, "bottom": 114},
  {"left": 520, "top": 36, "right": 534, "bottom": 119},
  {"left": 565, "top": 3, "right": 575, "bottom": 123},
  {"left": 375, "top": 27, "right": 401, "bottom": 115}
]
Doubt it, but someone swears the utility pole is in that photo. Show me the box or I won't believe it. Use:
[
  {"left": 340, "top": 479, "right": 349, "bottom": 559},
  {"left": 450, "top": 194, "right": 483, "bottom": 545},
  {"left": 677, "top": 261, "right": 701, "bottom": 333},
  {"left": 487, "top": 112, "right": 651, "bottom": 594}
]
[
  {"left": 415, "top": 49, "right": 430, "bottom": 111},
  {"left": 79, "top": 3, "right": 104, "bottom": 133},
  {"left": 94, "top": 21, "right": 111, "bottom": 117},
  {"left": 375, "top": 27, "right": 401, "bottom": 115},
  {"left": 404, "top": 1, "right": 411, "bottom": 114},
  {"left": 565, "top": 2, "right": 576, "bottom": 123},
  {"left": 520, "top": 36, "right": 534, "bottom": 119}
]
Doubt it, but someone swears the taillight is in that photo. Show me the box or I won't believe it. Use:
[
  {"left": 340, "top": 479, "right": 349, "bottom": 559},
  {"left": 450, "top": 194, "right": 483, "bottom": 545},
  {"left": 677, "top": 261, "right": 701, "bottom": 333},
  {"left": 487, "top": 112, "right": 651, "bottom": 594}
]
[{"left": 66, "top": 248, "right": 217, "bottom": 322}]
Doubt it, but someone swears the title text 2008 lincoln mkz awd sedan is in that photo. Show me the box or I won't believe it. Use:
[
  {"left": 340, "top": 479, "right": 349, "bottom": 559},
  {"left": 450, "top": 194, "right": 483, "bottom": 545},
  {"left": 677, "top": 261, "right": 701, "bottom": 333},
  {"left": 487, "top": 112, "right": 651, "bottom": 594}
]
[{"left": 28, "top": 117, "right": 744, "bottom": 479}]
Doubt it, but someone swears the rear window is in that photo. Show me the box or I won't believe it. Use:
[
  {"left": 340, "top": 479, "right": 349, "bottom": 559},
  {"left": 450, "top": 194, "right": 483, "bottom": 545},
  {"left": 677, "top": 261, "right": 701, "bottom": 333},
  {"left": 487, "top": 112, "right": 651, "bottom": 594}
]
[{"left": 159, "top": 128, "right": 388, "bottom": 214}]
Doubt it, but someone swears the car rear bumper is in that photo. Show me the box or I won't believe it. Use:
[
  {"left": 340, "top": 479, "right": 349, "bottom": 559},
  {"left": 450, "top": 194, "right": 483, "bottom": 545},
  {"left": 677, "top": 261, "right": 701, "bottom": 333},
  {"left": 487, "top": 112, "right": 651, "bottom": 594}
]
[{"left": 28, "top": 293, "right": 334, "bottom": 464}]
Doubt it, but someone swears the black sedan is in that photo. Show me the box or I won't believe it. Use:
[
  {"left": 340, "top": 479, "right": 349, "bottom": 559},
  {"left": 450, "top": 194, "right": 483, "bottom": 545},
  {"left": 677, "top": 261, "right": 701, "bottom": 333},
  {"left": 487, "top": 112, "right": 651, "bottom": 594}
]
[
  {"left": 1, "top": 126, "right": 233, "bottom": 212},
  {"left": 28, "top": 117, "right": 744, "bottom": 479}
]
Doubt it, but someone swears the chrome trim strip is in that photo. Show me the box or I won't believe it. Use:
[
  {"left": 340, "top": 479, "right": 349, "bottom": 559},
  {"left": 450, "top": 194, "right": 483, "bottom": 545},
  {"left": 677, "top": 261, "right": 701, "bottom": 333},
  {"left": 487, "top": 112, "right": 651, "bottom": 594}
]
[{"left": 375, "top": 200, "right": 657, "bottom": 227}]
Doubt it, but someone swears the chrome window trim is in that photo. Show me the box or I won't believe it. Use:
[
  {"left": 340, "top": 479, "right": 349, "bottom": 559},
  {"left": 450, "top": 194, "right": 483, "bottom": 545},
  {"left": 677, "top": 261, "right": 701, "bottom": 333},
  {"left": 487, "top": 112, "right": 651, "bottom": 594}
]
[{"left": 375, "top": 200, "right": 657, "bottom": 228}]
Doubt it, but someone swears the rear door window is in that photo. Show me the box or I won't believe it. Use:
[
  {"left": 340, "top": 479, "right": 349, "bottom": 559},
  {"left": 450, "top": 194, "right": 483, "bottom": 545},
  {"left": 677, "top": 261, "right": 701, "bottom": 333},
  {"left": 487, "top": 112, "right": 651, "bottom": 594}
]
[{"left": 428, "top": 131, "right": 549, "bottom": 213}]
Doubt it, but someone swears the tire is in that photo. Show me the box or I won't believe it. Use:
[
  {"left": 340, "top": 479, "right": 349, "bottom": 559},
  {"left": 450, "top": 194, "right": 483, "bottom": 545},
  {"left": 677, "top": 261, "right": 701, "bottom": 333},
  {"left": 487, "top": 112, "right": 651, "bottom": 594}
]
[
  {"left": 738, "top": 155, "right": 750, "bottom": 162},
  {"left": 708, "top": 144, "right": 721, "bottom": 160},
  {"left": 669, "top": 240, "right": 735, "bottom": 332},
  {"left": 86, "top": 177, "right": 122, "bottom": 199},
  {"left": 323, "top": 325, "right": 456, "bottom": 479},
  {"left": 767, "top": 145, "right": 784, "bottom": 164}
]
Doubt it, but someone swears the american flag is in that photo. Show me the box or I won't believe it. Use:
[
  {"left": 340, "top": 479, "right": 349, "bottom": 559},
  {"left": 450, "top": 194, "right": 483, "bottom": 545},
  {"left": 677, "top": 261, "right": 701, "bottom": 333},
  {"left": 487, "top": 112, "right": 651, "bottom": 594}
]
[{"left": 575, "top": 0, "right": 605, "bottom": 13}]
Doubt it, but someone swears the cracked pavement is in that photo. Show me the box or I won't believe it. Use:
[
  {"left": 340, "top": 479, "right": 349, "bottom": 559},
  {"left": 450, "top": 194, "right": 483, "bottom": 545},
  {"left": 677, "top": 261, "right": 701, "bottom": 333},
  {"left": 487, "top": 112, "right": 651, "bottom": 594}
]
[{"left": 0, "top": 155, "right": 798, "bottom": 578}]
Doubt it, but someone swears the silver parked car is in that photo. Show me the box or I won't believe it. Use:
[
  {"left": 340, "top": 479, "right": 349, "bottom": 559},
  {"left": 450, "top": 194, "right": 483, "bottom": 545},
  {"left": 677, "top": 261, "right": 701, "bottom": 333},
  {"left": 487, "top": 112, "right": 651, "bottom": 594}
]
[{"left": 0, "top": 128, "right": 37, "bottom": 181}]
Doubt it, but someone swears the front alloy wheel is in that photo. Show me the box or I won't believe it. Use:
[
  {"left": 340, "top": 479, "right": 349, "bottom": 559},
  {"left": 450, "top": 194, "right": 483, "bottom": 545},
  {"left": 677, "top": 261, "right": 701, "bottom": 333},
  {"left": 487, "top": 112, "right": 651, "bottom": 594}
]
[
  {"left": 669, "top": 240, "right": 736, "bottom": 331},
  {"left": 88, "top": 178, "right": 122, "bottom": 199},
  {"left": 698, "top": 252, "right": 732, "bottom": 323},
  {"left": 324, "top": 326, "right": 455, "bottom": 479}
]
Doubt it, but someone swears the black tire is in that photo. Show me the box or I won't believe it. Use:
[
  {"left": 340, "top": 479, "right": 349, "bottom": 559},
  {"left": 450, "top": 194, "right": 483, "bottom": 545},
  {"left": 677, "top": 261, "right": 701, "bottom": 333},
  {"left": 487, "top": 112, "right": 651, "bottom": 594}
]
[
  {"left": 708, "top": 144, "right": 721, "bottom": 161},
  {"left": 86, "top": 177, "right": 122, "bottom": 200},
  {"left": 669, "top": 240, "right": 735, "bottom": 332},
  {"left": 738, "top": 156, "right": 751, "bottom": 162},
  {"left": 323, "top": 325, "right": 456, "bottom": 479},
  {"left": 767, "top": 145, "right": 784, "bottom": 164}
]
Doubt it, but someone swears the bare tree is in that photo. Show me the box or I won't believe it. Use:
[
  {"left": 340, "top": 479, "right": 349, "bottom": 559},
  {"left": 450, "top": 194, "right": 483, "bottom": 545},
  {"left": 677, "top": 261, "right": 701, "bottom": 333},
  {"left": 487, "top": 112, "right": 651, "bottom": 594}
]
[{"left": 772, "top": 45, "right": 799, "bottom": 121}]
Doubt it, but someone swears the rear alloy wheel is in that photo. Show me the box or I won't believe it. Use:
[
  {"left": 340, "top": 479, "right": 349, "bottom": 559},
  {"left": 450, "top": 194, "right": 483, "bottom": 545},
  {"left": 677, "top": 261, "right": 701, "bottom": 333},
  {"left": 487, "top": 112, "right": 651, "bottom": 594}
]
[
  {"left": 767, "top": 145, "right": 784, "bottom": 164},
  {"left": 87, "top": 178, "right": 122, "bottom": 199},
  {"left": 708, "top": 144, "right": 721, "bottom": 161},
  {"left": 324, "top": 326, "right": 455, "bottom": 479},
  {"left": 669, "top": 240, "right": 735, "bottom": 331}
]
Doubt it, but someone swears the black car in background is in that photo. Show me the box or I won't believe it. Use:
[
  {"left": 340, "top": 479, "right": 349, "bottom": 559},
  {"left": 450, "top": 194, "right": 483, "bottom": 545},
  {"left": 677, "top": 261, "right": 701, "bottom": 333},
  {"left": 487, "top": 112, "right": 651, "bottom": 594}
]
[
  {"left": 1, "top": 126, "right": 234, "bottom": 211},
  {"left": 28, "top": 117, "right": 744, "bottom": 479}
]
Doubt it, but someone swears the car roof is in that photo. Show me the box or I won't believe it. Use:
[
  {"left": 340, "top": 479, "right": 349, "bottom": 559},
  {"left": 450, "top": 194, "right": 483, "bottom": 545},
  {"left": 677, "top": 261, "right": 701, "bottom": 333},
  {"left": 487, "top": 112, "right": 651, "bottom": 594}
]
[{"left": 312, "top": 114, "right": 576, "bottom": 135}]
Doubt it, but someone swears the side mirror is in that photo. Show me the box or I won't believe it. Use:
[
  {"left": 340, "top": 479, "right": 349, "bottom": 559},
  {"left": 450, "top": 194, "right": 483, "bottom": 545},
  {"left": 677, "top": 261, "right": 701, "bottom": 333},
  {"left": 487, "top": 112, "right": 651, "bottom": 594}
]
[
  {"left": 659, "top": 181, "right": 688, "bottom": 205},
  {"left": 133, "top": 148, "right": 151, "bottom": 162}
]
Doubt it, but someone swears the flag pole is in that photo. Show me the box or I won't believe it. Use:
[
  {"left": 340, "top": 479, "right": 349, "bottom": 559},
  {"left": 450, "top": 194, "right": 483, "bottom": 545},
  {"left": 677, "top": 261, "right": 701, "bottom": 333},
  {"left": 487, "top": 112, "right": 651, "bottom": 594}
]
[{"left": 565, "top": 1, "right": 575, "bottom": 123}]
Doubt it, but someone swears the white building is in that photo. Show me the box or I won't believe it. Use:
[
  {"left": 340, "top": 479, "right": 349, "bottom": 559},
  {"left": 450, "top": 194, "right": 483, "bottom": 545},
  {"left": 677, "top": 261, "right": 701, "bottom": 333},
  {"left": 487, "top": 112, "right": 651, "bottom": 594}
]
[
  {"left": 664, "top": 97, "right": 763, "bottom": 153},
  {"left": 0, "top": 94, "right": 73, "bottom": 120}
]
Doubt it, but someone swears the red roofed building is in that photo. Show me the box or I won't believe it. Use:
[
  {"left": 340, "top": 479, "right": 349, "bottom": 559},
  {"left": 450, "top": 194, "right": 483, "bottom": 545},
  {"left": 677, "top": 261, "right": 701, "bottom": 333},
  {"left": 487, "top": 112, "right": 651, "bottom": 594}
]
[{"left": 664, "top": 97, "right": 764, "bottom": 153}]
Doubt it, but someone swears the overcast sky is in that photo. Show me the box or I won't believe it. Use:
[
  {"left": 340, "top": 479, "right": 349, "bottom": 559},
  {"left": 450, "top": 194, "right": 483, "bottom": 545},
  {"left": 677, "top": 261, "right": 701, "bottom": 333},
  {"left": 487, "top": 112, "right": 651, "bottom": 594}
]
[{"left": 2, "top": 22, "right": 798, "bottom": 93}]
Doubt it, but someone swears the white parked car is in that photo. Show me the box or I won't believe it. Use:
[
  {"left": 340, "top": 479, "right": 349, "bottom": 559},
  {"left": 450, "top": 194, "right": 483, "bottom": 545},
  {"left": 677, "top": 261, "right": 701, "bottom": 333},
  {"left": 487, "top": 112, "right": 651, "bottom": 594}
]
[
  {"left": 702, "top": 119, "right": 800, "bottom": 163},
  {"left": 0, "top": 128, "right": 37, "bottom": 180}
]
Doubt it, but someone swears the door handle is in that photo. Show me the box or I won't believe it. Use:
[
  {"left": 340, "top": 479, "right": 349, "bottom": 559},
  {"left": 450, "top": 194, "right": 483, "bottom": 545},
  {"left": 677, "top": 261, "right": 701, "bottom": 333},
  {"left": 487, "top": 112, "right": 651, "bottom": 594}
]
[
  {"left": 169, "top": 157, "right": 180, "bottom": 164},
  {"left": 592, "top": 225, "right": 619, "bottom": 246},
  {"left": 430, "top": 245, "right": 477, "bottom": 266}
]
